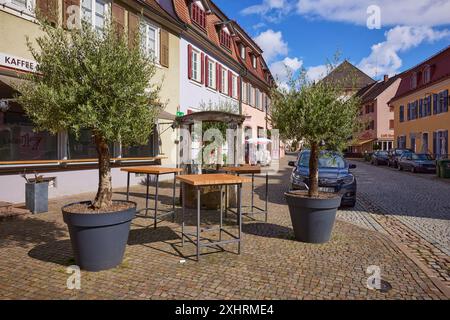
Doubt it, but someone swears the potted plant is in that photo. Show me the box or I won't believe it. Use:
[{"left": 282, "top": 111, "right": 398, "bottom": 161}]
[
  {"left": 270, "top": 62, "right": 360, "bottom": 243},
  {"left": 17, "top": 20, "right": 161, "bottom": 271},
  {"left": 22, "top": 171, "right": 49, "bottom": 214}
]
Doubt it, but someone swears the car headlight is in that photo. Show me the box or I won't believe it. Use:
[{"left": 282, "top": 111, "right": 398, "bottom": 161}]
[
  {"left": 292, "top": 172, "right": 306, "bottom": 183},
  {"left": 341, "top": 174, "right": 354, "bottom": 185}
]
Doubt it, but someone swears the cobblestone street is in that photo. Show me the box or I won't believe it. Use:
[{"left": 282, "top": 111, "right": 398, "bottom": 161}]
[
  {"left": 337, "top": 160, "right": 450, "bottom": 287},
  {"left": 0, "top": 155, "right": 449, "bottom": 299}
]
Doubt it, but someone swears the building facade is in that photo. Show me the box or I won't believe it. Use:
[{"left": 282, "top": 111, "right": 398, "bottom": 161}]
[
  {"left": 352, "top": 75, "right": 401, "bottom": 153},
  {"left": 0, "top": 0, "right": 183, "bottom": 203},
  {"left": 390, "top": 46, "right": 449, "bottom": 158}
]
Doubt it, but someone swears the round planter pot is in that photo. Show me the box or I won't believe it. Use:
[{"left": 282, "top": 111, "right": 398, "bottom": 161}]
[
  {"left": 62, "top": 201, "right": 136, "bottom": 272},
  {"left": 285, "top": 191, "right": 341, "bottom": 244}
]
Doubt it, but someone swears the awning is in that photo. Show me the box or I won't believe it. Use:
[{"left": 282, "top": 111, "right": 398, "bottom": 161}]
[
  {"left": 351, "top": 139, "right": 376, "bottom": 147},
  {"left": 158, "top": 110, "right": 176, "bottom": 121},
  {"left": 0, "top": 74, "right": 26, "bottom": 98}
]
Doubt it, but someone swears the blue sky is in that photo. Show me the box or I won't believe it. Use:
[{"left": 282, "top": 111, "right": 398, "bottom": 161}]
[{"left": 214, "top": 0, "right": 450, "bottom": 84}]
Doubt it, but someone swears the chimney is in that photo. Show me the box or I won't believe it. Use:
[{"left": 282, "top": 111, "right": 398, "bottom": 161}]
[{"left": 383, "top": 74, "right": 389, "bottom": 82}]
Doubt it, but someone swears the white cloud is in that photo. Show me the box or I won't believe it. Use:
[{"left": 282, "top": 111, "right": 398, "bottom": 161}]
[
  {"left": 358, "top": 26, "right": 450, "bottom": 78},
  {"left": 241, "top": 0, "right": 293, "bottom": 22},
  {"left": 296, "top": 0, "right": 450, "bottom": 27},
  {"left": 306, "top": 65, "right": 328, "bottom": 82},
  {"left": 253, "top": 29, "right": 289, "bottom": 62},
  {"left": 270, "top": 57, "right": 303, "bottom": 87}
]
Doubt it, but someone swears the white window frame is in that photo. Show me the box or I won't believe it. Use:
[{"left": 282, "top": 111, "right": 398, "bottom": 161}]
[
  {"left": 248, "top": 85, "right": 254, "bottom": 106},
  {"left": 81, "top": 0, "right": 109, "bottom": 31},
  {"left": 208, "top": 59, "right": 216, "bottom": 89},
  {"left": 221, "top": 67, "right": 228, "bottom": 94},
  {"left": 191, "top": 49, "right": 201, "bottom": 83},
  {"left": 255, "top": 88, "right": 260, "bottom": 109},
  {"left": 232, "top": 74, "right": 238, "bottom": 99},
  {"left": 141, "top": 20, "right": 160, "bottom": 63},
  {"left": 240, "top": 44, "right": 246, "bottom": 59},
  {"left": 3, "top": 0, "right": 35, "bottom": 17},
  {"left": 252, "top": 55, "right": 257, "bottom": 69},
  {"left": 242, "top": 82, "right": 247, "bottom": 103}
]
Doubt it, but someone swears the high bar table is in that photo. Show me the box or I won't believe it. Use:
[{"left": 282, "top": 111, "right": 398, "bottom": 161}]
[
  {"left": 222, "top": 165, "right": 269, "bottom": 222},
  {"left": 121, "top": 166, "right": 183, "bottom": 228},
  {"left": 176, "top": 173, "right": 251, "bottom": 261}
]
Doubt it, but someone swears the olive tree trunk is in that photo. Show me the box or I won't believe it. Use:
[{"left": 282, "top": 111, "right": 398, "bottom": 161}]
[
  {"left": 92, "top": 134, "right": 113, "bottom": 209},
  {"left": 308, "top": 141, "right": 319, "bottom": 197}
]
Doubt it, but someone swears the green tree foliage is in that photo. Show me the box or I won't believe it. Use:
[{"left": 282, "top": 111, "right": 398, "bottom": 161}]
[
  {"left": 270, "top": 63, "right": 361, "bottom": 197},
  {"left": 16, "top": 20, "right": 162, "bottom": 209}
]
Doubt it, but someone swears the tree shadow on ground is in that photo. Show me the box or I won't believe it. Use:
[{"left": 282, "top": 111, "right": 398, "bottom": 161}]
[
  {"left": 128, "top": 226, "right": 180, "bottom": 245},
  {"left": 0, "top": 217, "right": 67, "bottom": 249},
  {"left": 242, "top": 222, "right": 294, "bottom": 240}
]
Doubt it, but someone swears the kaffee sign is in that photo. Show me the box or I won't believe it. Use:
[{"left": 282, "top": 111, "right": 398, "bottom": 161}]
[{"left": 0, "top": 52, "right": 37, "bottom": 73}]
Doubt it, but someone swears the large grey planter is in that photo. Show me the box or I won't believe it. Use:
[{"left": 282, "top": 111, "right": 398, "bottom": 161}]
[
  {"left": 62, "top": 201, "right": 136, "bottom": 272},
  {"left": 25, "top": 182, "right": 49, "bottom": 214},
  {"left": 285, "top": 191, "right": 340, "bottom": 243}
]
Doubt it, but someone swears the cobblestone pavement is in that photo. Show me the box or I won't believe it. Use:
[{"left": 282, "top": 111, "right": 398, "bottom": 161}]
[
  {"left": 337, "top": 160, "right": 450, "bottom": 287},
  {"left": 0, "top": 156, "right": 448, "bottom": 299}
]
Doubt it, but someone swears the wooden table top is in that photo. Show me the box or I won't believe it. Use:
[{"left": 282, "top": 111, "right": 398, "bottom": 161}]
[
  {"left": 121, "top": 166, "right": 183, "bottom": 174},
  {"left": 222, "top": 165, "right": 262, "bottom": 174},
  {"left": 176, "top": 174, "right": 251, "bottom": 186}
]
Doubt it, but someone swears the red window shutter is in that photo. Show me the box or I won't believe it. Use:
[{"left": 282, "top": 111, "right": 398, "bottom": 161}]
[
  {"left": 188, "top": 45, "right": 192, "bottom": 80},
  {"left": 228, "top": 71, "right": 232, "bottom": 96},
  {"left": 201, "top": 52, "right": 205, "bottom": 84},
  {"left": 217, "top": 64, "right": 222, "bottom": 92},
  {"left": 237, "top": 76, "right": 241, "bottom": 100},
  {"left": 205, "top": 56, "right": 209, "bottom": 87}
]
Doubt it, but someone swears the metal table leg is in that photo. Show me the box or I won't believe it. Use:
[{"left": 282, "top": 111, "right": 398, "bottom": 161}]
[
  {"left": 172, "top": 172, "right": 177, "bottom": 222},
  {"left": 265, "top": 173, "right": 269, "bottom": 222},
  {"left": 145, "top": 173, "right": 150, "bottom": 216},
  {"left": 224, "top": 185, "right": 228, "bottom": 218},
  {"left": 154, "top": 174, "right": 159, "bottom": 229},
  {"left": 181, "top": 182, "right": 185, "bottom": 247},
  {"left": 126, "top": 172, "right": 130, "bottom": 201},
  {"left": 197, "top": 186, "right": 201, "bottom": 261},
  {"left": 237, "top": 183, "right": 242, "bottom": 254},
  {"left": 251, "top": 173, "right": 254, "bottom": 215},
  {"left": 220, "top": 185, "right": 223, "bottom": 242}
]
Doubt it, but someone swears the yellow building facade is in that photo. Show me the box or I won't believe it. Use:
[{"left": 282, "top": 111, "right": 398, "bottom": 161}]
[{"left": 390, "top": 47, "right": 449, "bottom": 158}]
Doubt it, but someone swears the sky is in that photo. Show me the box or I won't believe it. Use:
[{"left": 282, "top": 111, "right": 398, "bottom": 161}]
[{"left": 213, "top": 0, "right": 450, "bottom": 85}]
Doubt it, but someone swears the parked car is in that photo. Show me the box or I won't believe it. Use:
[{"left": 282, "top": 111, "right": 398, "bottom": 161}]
[
  {"left": 370, "top": 150, "right": 389, "bottom": 165},
  {"left": 387, "top": 148, "right": 414, "bottom": 168},
  {"left": 289, "top": 150, "right": 357, "bottom": 207},
  {"left": 397, "top": 153, "right": 436, "bottom": 173}
]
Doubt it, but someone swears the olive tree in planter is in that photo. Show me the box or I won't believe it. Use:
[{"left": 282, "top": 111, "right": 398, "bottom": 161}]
[
  {"left": 270, "top": 67, "right": 360, "bottom": 243},
  {"left": 17, "top": 20, "right": 161, "bottom": 271}
]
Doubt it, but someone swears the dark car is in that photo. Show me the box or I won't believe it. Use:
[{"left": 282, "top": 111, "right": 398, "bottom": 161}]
[
  {"left": 370, "top": 150, "right": 389, "bottom": 165},
  {"left": 397, "top": 153, "right": 436, "bottom": 173},
  {"left": 387, "top": 148, "right": 413, "bottom": 168},
  {"left": 288, "top": 150, "right": 357, "bottom": 207}
]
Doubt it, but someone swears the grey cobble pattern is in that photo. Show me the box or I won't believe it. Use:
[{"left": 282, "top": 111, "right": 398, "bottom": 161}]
[
  {"left": 339, "top": 160, "right": 450, "bottom": 286},
  {"left": 0, "top": 155, "right": 447, "bottom": 299}
]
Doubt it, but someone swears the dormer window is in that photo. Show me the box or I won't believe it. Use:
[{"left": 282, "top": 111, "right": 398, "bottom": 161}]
[
  {"left": 220, "top": 28, "right": 231, "bottom": 49},
  {"left": 191, "top": 1, "right": 206, "bottom": 29},
  {"left": 240, "top": 44, "right": 246, "bottom": 59},
  {"left": 410, "top": 72, "right": 417, "bottom": 90},
  {"left": 252, "top": 55, "right": 257, "bottom": 69},
  {"left": 423, "top": 65, "right": 431, "bottom": 84}
]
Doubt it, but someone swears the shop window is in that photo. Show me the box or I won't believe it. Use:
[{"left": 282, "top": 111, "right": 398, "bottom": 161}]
[
  {"left": 122, "top": 127, "right": 157, "bottom": 157},
  {"left": 0, "top": 105, "right": 57, "bottom": 161}
]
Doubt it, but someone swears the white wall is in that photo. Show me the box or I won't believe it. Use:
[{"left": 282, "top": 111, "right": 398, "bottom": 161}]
[{"left": 179, "top": 38, "right": 239, "bottom": 113}]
